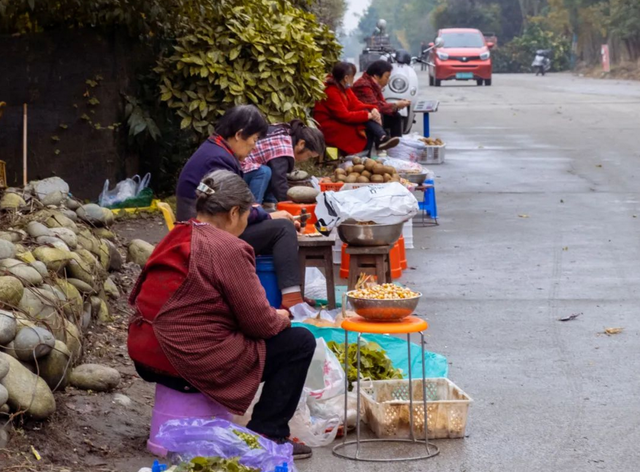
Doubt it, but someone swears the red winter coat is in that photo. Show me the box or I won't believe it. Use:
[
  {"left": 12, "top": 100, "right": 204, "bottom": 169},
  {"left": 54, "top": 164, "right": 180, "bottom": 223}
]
[{"left": 313, "top": 77, "right": 376, "bottom": 155}]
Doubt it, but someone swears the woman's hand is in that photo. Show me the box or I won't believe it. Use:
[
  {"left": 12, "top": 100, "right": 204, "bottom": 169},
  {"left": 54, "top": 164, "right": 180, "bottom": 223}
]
[
  {"left": 270, "top": 210, "right": 294, "bottom": 222},
  {"left": 369, "top": 109, "right": 382, "bottom": 125},
  {"left": 276, "top": 309, "right": 292, "bottom": 321}
]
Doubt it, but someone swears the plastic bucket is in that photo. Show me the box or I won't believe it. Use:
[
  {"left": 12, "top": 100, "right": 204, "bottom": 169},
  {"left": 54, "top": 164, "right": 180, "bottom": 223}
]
[{"left": 256, "top": 256, "right": 282, "bottom": 308}]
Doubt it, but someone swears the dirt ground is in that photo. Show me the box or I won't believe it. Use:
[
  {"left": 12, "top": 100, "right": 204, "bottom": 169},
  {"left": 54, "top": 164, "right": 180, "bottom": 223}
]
[{"left": 1, "top": 215, "right": 169, "bottom": 472}]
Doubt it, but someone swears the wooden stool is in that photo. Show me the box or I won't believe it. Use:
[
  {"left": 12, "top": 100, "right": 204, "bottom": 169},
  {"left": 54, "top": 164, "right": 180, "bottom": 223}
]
[
  {"left": 298, "top": 234, "right": 336, "bottom": 308},
  {"left": 346, "top": 245, "right": 393, "bottom": 290}
]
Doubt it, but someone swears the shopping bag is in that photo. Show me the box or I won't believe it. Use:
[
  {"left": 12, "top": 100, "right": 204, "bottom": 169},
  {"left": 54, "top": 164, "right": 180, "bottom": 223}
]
[
  {"left": 155, "top": 418, "right": 296, "bottom": 472},
  {"left": 315, "top": 182, "right": 418, "bottom": 229}
]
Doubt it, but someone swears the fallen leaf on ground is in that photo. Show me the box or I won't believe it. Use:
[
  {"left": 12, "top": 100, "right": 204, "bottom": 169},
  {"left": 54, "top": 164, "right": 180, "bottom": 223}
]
[
  {"left": 596, "top": 164, "right": 603, "bottom": 168},
  {"left": 559, "top": 313, "right": 582, "bottom": 322},
  {"left": 604, "top": 327, "right": 623, "bottom": 336},
  {"left": 518, "top": 214, "right": 529, "bottom": 218}
]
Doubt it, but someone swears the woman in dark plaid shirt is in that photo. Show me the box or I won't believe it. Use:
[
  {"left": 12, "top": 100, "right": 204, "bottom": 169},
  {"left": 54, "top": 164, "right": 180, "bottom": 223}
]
[{"left": 242, "top": 121, "right": 325, "bottom": 204}]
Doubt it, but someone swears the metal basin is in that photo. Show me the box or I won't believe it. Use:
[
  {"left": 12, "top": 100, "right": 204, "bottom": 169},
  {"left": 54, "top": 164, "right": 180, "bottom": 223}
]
[
  {"left": 347, "top": 292, "right": 422, "bottom": 321},
  {"left": 400, "top": 172, "right": 428, "bottom": 185},
  {"left": 338, "top": 221, "right": 404, "bottom": 246}
]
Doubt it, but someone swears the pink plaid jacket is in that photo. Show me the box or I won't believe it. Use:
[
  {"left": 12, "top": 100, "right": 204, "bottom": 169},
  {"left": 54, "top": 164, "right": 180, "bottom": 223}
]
[{"left": 242, "top": 127, "right": 294, "bottom": 173}]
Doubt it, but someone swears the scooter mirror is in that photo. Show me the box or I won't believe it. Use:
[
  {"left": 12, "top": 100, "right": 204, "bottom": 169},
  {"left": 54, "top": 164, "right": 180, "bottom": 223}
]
[{"left": 435, "top": 37, "right": 444, "bottom": 48}]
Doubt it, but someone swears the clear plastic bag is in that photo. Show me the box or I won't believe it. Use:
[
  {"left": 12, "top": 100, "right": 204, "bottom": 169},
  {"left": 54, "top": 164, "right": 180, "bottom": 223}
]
[
  {"left": 382, "top": 157, "right": 427, "bottom": 174},
  {"left": 155, "top": 418, "right": 296, "bottom": 472},
  {"left": 303, "top": 268, "right": 327, "bottom": 300},
  {"left": 98, "top": 173, "right": 152, "bottom": 207},
  {"left": 289, "top": 392, "right": 340, "bottom": 447}
]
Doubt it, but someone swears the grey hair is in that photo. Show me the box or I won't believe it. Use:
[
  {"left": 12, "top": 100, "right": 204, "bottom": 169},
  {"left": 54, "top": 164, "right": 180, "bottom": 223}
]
[{"left": 195, "top": 170, "right": 254, "bottom": 216}]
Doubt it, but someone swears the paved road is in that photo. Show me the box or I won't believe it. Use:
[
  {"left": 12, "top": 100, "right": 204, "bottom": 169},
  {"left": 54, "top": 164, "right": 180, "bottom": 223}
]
[{"left": 302, "top": 73, "right": 640, "bottom": 471}]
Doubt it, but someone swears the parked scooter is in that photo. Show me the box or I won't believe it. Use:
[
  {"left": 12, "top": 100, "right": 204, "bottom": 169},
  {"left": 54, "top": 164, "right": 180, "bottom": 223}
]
[
  {"left": 359, "top": 21, "right": 440, "bottom": 134},
  {"left": 532, "top": 49, "right": 552, "bottom": 76}
]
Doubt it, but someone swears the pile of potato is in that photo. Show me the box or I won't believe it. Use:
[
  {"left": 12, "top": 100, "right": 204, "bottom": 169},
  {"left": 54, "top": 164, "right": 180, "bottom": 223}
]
[
  {"left": 419, "top": 137, "right": 444, "bottom": 146},
  {"left": 331, "top": 157, "right": 401, "bottom": 184}
]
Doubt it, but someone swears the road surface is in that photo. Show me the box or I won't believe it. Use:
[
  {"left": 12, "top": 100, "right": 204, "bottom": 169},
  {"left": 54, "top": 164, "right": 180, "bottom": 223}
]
[{"left": 302, "top": 72, "right": 640, "bottom": 471}]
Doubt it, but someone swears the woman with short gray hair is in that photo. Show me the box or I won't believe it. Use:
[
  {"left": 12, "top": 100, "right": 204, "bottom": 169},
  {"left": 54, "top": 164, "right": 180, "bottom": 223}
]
[{"left": 129, "top": 169, "right": 315, "bottom": 460}]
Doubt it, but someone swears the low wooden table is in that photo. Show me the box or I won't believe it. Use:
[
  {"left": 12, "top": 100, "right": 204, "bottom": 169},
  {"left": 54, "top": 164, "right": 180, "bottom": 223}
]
[
  {"left": 298, "top": 234, "right": 336, "bottom": 308},
  {"left": 345, "top": 245, "right": 393, "bottom": 291}
]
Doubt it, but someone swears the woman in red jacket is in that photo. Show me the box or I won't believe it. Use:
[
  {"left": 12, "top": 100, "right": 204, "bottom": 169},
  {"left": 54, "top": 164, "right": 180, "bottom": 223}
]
[
  {"left": 129, "top": 170, "right": 315, "bottom": 460},
  {"left": 314, "top": 62, "right": 399, "bottom": 156}
]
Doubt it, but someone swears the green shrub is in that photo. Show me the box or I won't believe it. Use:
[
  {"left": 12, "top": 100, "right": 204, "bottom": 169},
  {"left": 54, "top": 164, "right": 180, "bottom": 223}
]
[{"left": 156, "top": 0, "right": 341, "bottom": 138}]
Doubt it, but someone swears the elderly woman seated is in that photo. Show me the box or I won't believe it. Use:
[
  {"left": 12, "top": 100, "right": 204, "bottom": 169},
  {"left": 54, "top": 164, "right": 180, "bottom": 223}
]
[
  {"left": 313, "top": 62, "right": 399, "bottom": 156},
  {"left": 176, "top": 105, "right": 310, "bottom": 310},
  {"left": 128, "top": 170, "right": 316, "bottom": 460}
]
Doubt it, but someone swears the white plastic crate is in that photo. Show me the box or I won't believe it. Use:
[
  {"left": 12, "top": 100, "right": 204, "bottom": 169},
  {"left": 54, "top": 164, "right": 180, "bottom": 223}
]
[
  {"left": 402, "top": 219, "right": 414, "bottom": 249},
  {"left": 417, "top": 144, "right": 446, "bottom": 165},
  {"left": 361, "top": 378, "right": 472, "bottom": 440}
]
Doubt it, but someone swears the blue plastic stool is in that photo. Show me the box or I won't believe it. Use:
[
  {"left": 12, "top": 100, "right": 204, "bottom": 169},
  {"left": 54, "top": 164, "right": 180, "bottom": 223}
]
[
  {"left": 418, "top": 179, "right": 438, "bottom": 225},
  {"left": 256, "top": 256, "right": 282, "bottom": 308}
]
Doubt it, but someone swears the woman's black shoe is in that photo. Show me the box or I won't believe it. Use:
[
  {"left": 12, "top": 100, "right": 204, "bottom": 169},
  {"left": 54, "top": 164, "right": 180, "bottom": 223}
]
[{"left": 378, "top": 136, "right": 400, "bottom": 151}]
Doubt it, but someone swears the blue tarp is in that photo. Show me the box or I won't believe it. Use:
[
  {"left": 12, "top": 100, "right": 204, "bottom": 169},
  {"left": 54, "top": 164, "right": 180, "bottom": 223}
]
[{"left": 294, "top": 323, "right": 448, "bottom": 379}]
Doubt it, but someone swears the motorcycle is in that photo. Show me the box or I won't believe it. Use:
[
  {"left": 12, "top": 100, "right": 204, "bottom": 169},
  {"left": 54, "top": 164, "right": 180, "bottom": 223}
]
[{"left": 532, "top": 49, "right": 551, "bottom": 76}]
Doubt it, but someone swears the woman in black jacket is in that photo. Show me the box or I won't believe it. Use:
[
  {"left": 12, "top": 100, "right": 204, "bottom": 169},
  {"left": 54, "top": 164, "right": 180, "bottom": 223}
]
[
  {"left": 241, "top": 120, "right": 325, "bottom": 204},
  {"left": 176, "top": 105, "right": 309, "bottom": 310}
]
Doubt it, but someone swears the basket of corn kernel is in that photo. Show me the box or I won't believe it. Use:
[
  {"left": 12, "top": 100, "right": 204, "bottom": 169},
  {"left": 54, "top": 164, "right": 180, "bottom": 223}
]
[{"left": 347, "top": 283, "right": 421, "bottom": 321}]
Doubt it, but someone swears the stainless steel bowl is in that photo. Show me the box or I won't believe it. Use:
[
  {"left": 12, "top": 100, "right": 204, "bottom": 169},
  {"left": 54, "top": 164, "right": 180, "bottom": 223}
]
[
  {"left": 346, "top": 291, "right": 422, "bottom": 321},
  {"left": 400, "top": 172, "right": 428, "bottom": 185},
  {"left": 337, "top": 221, "right": 404, "bottom": 246}
]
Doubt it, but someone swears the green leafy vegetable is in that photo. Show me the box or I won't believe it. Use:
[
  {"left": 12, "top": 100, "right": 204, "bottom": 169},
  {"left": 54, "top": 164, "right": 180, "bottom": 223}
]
[
  {"left": 176, "top": 456, "right": 259, "bottom": 472},
  {"left": 232, "top": 429, "right": 262, "bottom": 450},
  {"left": 328, "top": 340, "right": 403, "bottom": 391}
]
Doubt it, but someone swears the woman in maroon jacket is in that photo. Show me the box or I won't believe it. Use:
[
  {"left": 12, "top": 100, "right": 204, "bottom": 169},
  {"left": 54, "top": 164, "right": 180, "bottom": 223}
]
[
  {"left": 129, "top": 170, "right": 315, "bottom": 460},
  {"left": 313, "top": 62, "right": 399, "bottom": 155}
]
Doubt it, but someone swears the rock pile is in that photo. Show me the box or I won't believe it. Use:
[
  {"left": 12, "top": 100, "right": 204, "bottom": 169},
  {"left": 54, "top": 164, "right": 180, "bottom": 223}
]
[{"left": 0, "top": 177, "right": 156, "bottom": 422}]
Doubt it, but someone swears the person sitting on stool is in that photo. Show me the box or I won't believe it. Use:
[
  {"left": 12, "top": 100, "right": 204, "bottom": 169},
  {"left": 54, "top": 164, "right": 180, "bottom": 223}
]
[
  {"left": 352, "top": 60, "right": 411, "bottom": 139},
  {"left": 242, "top": 120, "right": 325, "bottom": 207}
]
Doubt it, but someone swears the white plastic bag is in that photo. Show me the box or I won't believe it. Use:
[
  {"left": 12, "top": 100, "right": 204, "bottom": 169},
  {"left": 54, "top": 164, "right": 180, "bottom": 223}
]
[
  {"left": 386, "top": 135, "right": 427, "bottom": 162},
  {"left": 382, "top": 157, "right": 426, "bottom": 174},
  {"left": 315, "top": 182, "right": 418, "bottom": 229},
  {"left": 98, "top": 173, "right": 152, "bottom": 207},
  {"left": 304, "top": 267, "right": 327, "bottom": 300},
  {"left": 235, "top": 339, "right": 351, "bottom": 448},
  {"left": 99, "top": 177, "right": 138, "bottom": 207},
  {"left": 304, "top": 338, "right": 345, "bottom": 402},
  {"left": 289, "top": 392, "right": 341, "bottom": 447}
]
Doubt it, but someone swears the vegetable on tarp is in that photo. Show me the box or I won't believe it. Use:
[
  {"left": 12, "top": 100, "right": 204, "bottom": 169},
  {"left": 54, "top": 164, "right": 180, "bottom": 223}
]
[{"left": 327, "top": 340, "right": 403, "bottom": 391}]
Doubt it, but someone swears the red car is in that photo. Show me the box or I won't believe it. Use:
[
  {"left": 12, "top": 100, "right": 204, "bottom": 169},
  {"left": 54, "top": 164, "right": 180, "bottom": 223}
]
[{"left": 428, "top": 28, "right": 494, "bottom": 87}]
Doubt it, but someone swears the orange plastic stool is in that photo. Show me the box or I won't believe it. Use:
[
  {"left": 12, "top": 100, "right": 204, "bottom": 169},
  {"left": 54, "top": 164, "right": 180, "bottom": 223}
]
[
  {"left": 340, "top": 242, "right": 403, "bottom": 280},
  {"left": 340, "top": 244, "right": 350, "bottom": 279},
  {"left": 398, "top": 235, "right": 408, "bottom": 270},
  {"left": 276, "top": 201, "right": 317, "bottom": 235},
  {"left": 390, "top": 242, "right": 402, "bottom": 279}
]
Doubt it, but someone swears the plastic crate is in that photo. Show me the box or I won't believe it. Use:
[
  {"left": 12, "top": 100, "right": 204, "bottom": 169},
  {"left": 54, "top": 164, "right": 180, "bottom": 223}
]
[
  {"left": 0, "top": 160, "right": 6, "bottom": 188},
  {"left": 320, "top": 181, "right": 344, "bottom": 192},
  {"left": 361, "top": 378, "right": 472, "bottom": 439},
  {"left": 417, "top": 144, "right": 446, "bottom": 165}
]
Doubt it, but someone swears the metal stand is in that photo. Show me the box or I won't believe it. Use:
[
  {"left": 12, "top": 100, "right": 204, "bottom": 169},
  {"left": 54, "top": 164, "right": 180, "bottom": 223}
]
[{"left": 332, "top": 330, "right": 440, "bottom": 462}]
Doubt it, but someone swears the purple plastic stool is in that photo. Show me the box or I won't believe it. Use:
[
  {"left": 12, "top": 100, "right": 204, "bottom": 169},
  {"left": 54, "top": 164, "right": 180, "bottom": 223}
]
[{"left": 147, "top": 384, "right": 232, "bottom": 457}]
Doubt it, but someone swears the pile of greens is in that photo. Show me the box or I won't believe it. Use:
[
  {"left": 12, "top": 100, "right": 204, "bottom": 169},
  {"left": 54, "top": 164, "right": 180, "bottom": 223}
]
[
  {"left": 327, "top": 340, "right": 403, "bottom": 390},
  {"left": 176, "top": 457, "right": 258, "bottom": 472}
]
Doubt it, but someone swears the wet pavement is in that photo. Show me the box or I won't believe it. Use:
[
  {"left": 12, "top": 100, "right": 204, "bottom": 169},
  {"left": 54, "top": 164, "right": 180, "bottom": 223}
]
[{"left": 300, "top": 73, "right": 640, "bottom": 471}]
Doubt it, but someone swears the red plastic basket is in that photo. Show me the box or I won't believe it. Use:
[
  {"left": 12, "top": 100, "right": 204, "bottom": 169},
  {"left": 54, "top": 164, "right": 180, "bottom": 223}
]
[{"left": 320, "top": 181, "right": 344, "bottom": 192}]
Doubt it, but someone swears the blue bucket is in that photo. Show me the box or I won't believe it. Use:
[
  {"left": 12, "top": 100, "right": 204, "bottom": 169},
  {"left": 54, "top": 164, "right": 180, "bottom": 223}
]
[{"left": 255, "top": 256, "right": 281, "bottom": 308}]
